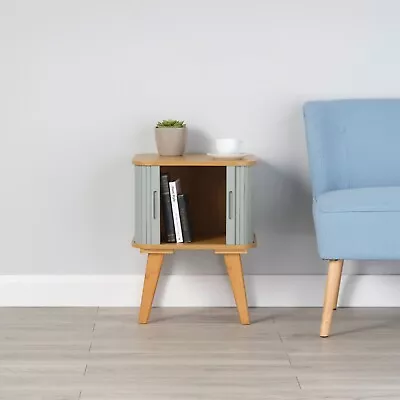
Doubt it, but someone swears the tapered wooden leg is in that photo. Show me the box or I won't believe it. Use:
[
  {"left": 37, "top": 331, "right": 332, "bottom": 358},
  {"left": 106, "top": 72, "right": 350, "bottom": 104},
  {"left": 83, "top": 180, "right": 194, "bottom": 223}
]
[
  {"left": 224, "top": 254, "right": 250, "bottom": 325},
  {"left": 333, "top": 259, "right": 344, "bottom": 310},
  {"left": 138, "top": 253, "right": 164, "bottom": 324},
  {"left": 320, "top": 259, "right": 343, "bottom": 337}
]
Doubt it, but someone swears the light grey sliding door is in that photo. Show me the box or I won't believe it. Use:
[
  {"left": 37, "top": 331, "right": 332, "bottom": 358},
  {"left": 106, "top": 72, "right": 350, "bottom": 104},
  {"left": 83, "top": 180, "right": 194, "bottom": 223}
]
[
  {"left": 134, "top": 165, "right": 160, "bottom": 245},
  {"left": 226, "top": 166, "right": 253, "bottom": 245}
]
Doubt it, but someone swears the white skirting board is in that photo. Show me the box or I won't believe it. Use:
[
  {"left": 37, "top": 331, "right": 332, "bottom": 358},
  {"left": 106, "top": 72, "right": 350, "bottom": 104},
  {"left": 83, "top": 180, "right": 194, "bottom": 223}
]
[{"left": 0, "top": 275, "right": 400, "bottom": 307}]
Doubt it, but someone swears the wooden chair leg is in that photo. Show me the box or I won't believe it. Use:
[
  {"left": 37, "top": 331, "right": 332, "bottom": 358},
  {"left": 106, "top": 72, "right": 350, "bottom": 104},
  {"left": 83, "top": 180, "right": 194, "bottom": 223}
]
[
  {"left": 138, "top": 253, "right": 164, "bottom": 324},
  {"left": 224, "top": 254, "right": 250, "bottom": 325},
  {"left": 320, "top": 259, "right": 344, "bottom": 337},
  {"left": 333, "top": 259, "right": 344, "bottom": 310}
]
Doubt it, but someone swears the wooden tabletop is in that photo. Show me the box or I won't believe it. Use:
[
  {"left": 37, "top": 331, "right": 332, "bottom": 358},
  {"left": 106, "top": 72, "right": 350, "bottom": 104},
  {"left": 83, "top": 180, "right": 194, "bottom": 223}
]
[{"left": 132, "top": 153, "right": 256, "bottom": 166}]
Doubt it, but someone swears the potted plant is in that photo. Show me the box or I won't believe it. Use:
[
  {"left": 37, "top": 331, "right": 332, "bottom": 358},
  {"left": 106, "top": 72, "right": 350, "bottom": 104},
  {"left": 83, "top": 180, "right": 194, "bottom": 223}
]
[{"left": 155, "top": 119, "right": 187, "bottom": 156}]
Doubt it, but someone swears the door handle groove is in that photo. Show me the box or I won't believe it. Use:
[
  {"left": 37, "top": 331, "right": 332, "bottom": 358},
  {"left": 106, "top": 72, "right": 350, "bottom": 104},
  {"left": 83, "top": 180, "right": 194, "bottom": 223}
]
[
  {"left": 152, "top": 190, "right": 157, "bottom": 219},
  {"left": 229, "top": 191, "right": 233, "bottom": 219}
]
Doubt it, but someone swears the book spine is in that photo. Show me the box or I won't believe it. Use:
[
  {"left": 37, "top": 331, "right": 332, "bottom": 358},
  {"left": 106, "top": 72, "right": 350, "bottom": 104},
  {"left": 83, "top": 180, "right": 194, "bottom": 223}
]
[
  {"left": 169, "top": 181, "right": 184, "bottom": 243},
  {"left": 178, "top": 194, "right": 192, "bottom": 243},
  {"left": 160, "top": 174, "right": 176, "bottom": 243}
]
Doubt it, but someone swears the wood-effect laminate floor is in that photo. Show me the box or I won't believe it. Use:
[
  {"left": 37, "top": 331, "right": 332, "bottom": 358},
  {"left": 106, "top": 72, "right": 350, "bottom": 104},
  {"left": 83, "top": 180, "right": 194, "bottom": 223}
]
[{"left": 1, "top": 307, "right": 400, "bottom": 399}]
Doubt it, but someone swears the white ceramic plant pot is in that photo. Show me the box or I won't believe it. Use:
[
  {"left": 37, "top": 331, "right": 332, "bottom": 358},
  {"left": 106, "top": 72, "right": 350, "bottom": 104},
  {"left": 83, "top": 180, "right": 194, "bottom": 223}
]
[{"left": 155, "top": 127, "right": 187, "bottom": 156}]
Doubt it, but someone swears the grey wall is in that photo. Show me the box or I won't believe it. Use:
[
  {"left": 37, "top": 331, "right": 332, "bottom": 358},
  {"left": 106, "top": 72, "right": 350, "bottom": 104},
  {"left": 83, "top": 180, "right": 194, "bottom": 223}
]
[{"left": 1, "top": 0, "right": 400, "bottom": 275}]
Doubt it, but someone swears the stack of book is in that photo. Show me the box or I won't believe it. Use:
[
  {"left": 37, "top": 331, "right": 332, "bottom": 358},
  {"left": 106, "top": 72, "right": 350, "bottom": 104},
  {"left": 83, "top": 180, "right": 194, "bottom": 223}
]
[{"left": 160, "top": 174, "right": 192, "bottom": 243}]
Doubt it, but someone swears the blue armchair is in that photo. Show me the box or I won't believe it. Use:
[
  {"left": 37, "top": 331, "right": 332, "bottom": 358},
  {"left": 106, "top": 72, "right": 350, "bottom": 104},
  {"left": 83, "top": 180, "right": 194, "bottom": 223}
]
[{"left": 303, "top": 99, "right": 400, "bottom": 337}]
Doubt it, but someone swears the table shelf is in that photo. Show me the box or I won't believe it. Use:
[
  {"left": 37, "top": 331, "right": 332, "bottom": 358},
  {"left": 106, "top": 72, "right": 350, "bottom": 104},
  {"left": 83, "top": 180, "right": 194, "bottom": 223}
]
[{"left": 133, "top": 234, "right": 256, "bottom": 252}]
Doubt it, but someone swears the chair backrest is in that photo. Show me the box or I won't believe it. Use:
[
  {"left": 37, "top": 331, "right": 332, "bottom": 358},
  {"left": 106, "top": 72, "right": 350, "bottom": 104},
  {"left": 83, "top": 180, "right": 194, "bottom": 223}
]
[{"left": 303, "top": 99, "right": 400, "bottom": 197}]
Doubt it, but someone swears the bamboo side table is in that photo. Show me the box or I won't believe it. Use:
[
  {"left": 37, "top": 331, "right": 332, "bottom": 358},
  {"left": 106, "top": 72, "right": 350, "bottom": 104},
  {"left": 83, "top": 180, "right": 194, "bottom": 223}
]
[{"left": 132, "top": 154, "right": 257, "bottom": 324}]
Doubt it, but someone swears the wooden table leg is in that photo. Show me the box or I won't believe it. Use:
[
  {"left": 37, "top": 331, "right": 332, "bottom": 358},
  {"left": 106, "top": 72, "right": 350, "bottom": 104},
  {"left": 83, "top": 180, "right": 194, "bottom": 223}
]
[
  {"left": 138, "top": 253, "right": 164, "bottom": 324},
  {"left": 224, "top": 254, "right": 250, "bottom": 325}
]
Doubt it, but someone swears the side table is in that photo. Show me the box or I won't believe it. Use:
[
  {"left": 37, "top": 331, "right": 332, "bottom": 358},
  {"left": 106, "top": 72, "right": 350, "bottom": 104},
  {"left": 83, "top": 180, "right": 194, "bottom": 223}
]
[{"left": 132, "top": 154, "right": 257, "bottom": 324}]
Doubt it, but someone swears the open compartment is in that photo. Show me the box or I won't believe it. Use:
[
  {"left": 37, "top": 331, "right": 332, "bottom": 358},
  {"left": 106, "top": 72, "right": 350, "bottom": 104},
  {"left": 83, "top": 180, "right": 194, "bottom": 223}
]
[{"left": 160, "top": 166, "right": 226, "bottom": 244}]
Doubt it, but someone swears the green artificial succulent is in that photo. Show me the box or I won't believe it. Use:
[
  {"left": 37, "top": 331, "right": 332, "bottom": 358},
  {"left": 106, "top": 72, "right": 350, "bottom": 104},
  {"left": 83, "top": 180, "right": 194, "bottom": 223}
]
[{"left": 156, "top": 119, "right": 186, "bottom": 128}]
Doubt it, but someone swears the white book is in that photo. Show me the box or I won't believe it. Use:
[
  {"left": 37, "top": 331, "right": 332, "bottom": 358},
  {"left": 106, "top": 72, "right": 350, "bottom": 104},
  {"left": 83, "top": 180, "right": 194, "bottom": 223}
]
[{"left": 169, "top": 179, "right": 184, "bottom": 243}]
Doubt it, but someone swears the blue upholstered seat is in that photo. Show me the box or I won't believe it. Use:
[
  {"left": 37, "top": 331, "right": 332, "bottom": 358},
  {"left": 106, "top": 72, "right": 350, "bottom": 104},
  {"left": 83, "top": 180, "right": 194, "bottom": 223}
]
[
  {"left": 304, "top": 100, "right": 400, "bottom": 261},
  {"left": 314, "top": 187, "right": 400, "bottom": 260}
]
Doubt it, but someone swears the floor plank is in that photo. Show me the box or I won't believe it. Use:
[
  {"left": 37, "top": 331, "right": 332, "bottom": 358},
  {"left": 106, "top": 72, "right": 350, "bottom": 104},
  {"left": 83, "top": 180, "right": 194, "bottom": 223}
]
[{"left": 0, "top": 391, "right": 80, "bottom": 400}]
